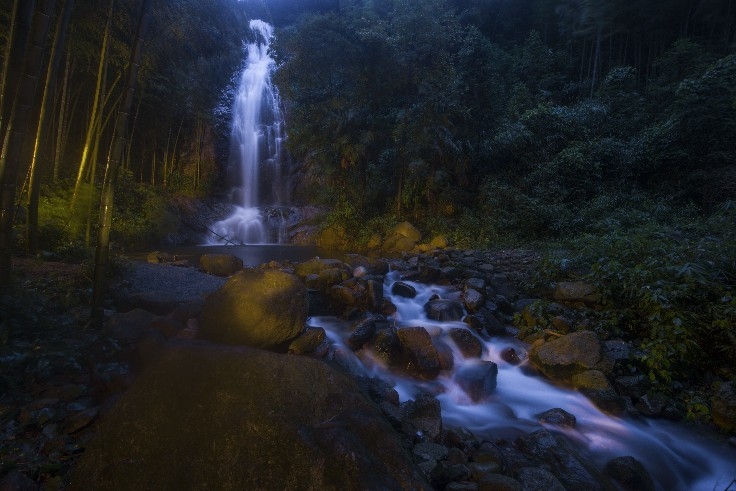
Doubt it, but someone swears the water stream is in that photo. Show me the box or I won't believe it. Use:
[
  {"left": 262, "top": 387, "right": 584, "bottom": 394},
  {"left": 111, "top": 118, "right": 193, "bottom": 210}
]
[
  {"left": 311, "top": 271, "right": 736, "bottom": 490},
  {"left": 210, "top": 20, "right": 287, "bottom": 244}
]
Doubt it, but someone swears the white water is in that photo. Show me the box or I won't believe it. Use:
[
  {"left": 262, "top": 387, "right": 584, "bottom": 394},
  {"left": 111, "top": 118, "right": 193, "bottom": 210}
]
[
  {"left": 211, "top": 20, "right": 287, "bottom": 245},
  {"left": 311, "top": 272, "right": 736, "bottom": 491}
]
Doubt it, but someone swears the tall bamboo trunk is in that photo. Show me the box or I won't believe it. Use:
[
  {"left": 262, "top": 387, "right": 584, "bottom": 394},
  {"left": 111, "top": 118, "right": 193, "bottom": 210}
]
[
  {"left": 0, "top": 0, "right": 57, "bottom": 291},
  {"left": 53, "top": 52, "right": 72, "bottom": 182},
  {"left": 27, "top": 0, "right": 74, "bottom": 254},
  {"left": 91, "top": 0, "right": 152, "bottom": 324},
  {"left": 70, "top": 0, "right": 113, "bottom": 212}
]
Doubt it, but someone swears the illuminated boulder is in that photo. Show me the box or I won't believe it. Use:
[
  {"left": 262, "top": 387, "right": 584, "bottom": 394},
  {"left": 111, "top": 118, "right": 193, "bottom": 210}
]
[{"left": 198, "top": 269, "right": 307, "bottom": 351}]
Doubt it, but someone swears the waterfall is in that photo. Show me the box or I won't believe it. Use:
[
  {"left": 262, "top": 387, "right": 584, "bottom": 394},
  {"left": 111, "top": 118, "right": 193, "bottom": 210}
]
[{"left": 211, "top": 20, "right": 287, "bottom": 245}]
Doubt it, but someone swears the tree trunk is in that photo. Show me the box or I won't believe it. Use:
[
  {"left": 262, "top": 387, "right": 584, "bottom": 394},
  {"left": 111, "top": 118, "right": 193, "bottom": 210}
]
[
  {"left": 0, "top": 0, "right": 57, "bottom": 291},
  {"left": 27, "top": 0, "right": 74, "bottom": 254},
  {"left": 53, "top": 51, "right": 72, "bottom": 182},
  {"left": 70, "top": 0, "right": 113, "bottom": 212},
  {"left": 91, "top": 0, "right": 152, "bottom": 324}
]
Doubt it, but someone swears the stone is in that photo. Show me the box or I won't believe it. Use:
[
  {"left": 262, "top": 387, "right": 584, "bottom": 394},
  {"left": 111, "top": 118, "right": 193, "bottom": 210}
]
[
  {"left": 536, "top": 408, "right": 577, "bottom": 428},
  {"left": 571, "top": 370, "right": 626, "bottom": 414},
  {"left": 383, "top": 235, "right": 417, "bottom": 253},
  {"left": 317, "top": 224, "right": 348, "bottom": 249},
  {"left": 68, "top": 340, "right": 431, "bottom": 491},
  {"left": 635, "top": 392, "right": 670, "bottom": 417},
  {"left": 104, "top": 308, "right": 159, "bottom": 344},
  {"left": 367, "top": 234, "right": 382, "bottom": 249},
  {"left": 478, "top": 474, "right": 522, "bottom": 491},
  {"left": 347, "top": 316, "right": 378, "bottom": 351},
  {"left": 198, "top": 269, "right": 308, "bottom": 351},
  {"left": 430, "top": 462, "right": 471, "bottom": 488},
  {"left": 413, "top": 442, "right": 449, "bottom": 462},
  {"left": 552, "top": 281, "right": 601, "bottom": 304},
  {"left": 614, "top": 375, "right": 649, "bottom": 397},
  {"left": 463, "top": 315, "right": 485, "bottom": 334},
  {"left": 529, "top": 331, "right": 602, "bottom": 383},
  {"left": 294, "top": 257, "right": 345, "bottom": 279},
  {"left": 429, "top": 235, "right": 448, "bottom": 249},
  {"left": 425, "top": 299, "right": 465, "bottom": 322},
  {"left": 500, "top": 347, "right": 522, "bottom": 365},
  {"left": 516, "top": 467, "right": 566, "bottom": 491},
  {"left": 396, "top": 327, "right": 441, "bottom": 380},
  {"left": 392, "top": 281, "right": 417, "bottom": 298},
  {"left": 146, "top": 250, "right": 173, "bottom": 263},
  {"left": 454, "top": 362, "right": 499, "bottom": 402},
  {"left": 391, "top": 221, "right": 422, "bottom": 242},
  {"left": 373, "top": 328, "right": 401, "bottom": 365},
  {"left": 198, "top": 253, "right": 243, "bottom": 277},
  {"left": 402, "top": 394, "right": 442, "bottom": 442},
  {"left": 712, "top": 381, "right": 736, "bottom": 432},
  {"left": 516, "top": 429, "right": 607, "bottom": 491},
  {"left": 604, "top": 456, "right": 656, "bottom": 491},
  {"left": 344, "top": 254, "right": 390, "bottom": 275},
  {"left": 465, "top": 277, "right": 486, "bottom": 291},
  {"left": 287, "top": 327, "right": 326, "bottom": 355},
  {"left": 550, "top": 315, "right": 573, "bottom": 333},
  {"left": 463, "top": 289, "right": 485, "bottom": 312},
  {"left": 449, "top": 328, "right": 483, "bottom": 359},
  {"left": 469, "top": 461, "right": 501, "bottom": 481}
]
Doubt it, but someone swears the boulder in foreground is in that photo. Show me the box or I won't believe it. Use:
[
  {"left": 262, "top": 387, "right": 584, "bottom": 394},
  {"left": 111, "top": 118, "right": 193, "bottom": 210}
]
[{"left": 67, "top": 340, "right": 430, "bottom": 491}]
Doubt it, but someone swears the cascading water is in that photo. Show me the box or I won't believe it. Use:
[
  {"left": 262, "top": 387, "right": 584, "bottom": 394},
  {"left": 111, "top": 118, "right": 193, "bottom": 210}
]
[
  {"left": 310, "top": 272, "right": 736, "bottom": 491},
  {"left": 211, "top": 20, "right": 287, "bottom": 244}
]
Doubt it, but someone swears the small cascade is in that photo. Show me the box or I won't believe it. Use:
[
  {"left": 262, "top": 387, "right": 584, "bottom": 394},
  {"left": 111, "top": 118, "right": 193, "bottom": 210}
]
[
  {"left": 309, "top": 271, "right": 736, "bottom": 490},
  {"left": 210, "top": 20, "right": 288, "bottom": 245}
]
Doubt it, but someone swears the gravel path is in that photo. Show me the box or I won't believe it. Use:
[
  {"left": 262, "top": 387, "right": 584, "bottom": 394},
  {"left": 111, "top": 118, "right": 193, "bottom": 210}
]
[{"left": 119, "top": 262, "right": 227, "bottom": 302}]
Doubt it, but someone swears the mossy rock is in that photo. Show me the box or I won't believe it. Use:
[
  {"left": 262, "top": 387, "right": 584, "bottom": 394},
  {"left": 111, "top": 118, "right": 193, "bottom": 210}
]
[{"left": 199, "top": 253, "right": 243, "bottom": 277}]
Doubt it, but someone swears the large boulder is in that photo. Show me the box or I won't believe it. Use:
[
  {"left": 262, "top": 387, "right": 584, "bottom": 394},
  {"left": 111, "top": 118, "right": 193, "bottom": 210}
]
[
  {"left": 529, "top": 331, "right": 603, "bottom": 383},
  {"left": 198, "top": 269, "right": 308, "bottom": 351},
  {"left": 396, "top": 326, "right": 441, "bottom": 380},
  {"left": 67, "top": 340, "right": 430, "bottom": 491}
]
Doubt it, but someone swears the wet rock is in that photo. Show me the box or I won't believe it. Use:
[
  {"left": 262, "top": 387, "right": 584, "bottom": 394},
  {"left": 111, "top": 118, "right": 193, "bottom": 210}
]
[
  {"left": 614, "top": 375, "right": 649, "bottom": 398},
  {"left": 635, "top": 392, "right": 670, "bottom": 417},
  {"left": 402, "top": 394, "right": 442, "bottom": 442},
  {"left": 604, "top": 456, "right": 656, "bottom": 491},
  {"left": 347, "top": 316, "right": 378, "bottom": 351},
  {"left": 469, "top": 461, "right": 501, "bottom": 481},
  {"left": 552, "top": 281, "right": 600, "bottom": 305},
  {"left": 478, "top": 473, "right": 522, "bottom": 491},
  {"left": 425, "top": 299, "right": 465, "bottom": 322},
  {"left": 445, "top": 427, "right": 479, "bottom": 454},
  {"left": 198, "top": 254, "right": 243, "bottom": 277},
  {"left": 305, "top": 268, "right": 344, "bottom": 291},
  {"left": 414, "top": 442, "right": 449, "bottom": 462},
  {"left": 449, "top": 328, "right": 484, "bottom": 359},
  {"left": 516, "top": 429, "right": 607, "bottom": 491},
  {"left": 431, "top": 461, "right": 471, "bottom": 488},
  {"left": 571, "top": 370, "right": 626, "bottom": 415},
  {"left": 330, "top": 284, "right": 360, "bottom": 307},
  {"left": 516, "top": 467, "right": 566, "bottom": 491},
  {"left": 68, "top": 339, "right": 431, "bottom": 491},
  {"left": 287, "top": 327, "right": 326, "bottom": 355},
  {"left": 500, "top": 347, "right": 522, "bottom": 365},
  {"left": 396, "top": 327, "right": 441, "bottom": 380},
  {"left": 392, "top": 281, "right": 417, "bottom": 298},
  {"left": 418, "top": 266, "right": 442, "bottom": 283},
  {"left": 447, "top": 447, "right": 467, "bottom": 465},
  {"left": 441, "top": 266, "right": 462, "bottom": 281},
  {"left": 536, "top": 408, "right": 576, "bottom": 428},
  {"left": 476, "top": 308, "right": 505, "bottom": 336},
  {"left": 373, "top": 328, "right": 400, "bottom": 365},
  {"left": 198, "top": 269, "right": 308, "bottom": 351},
  {"left": 465, "top": 277, "right": 486, "bottom": 291},
  {"left": 529, "top": 331, "right": 602, "bottom": 383},
  {"left": 434, "top": 338, "right": 455, "bottom": 371},
  {"left": 604, "top": 339, "right": 632, "bottom": 362},
  {"left": 550, "top": 315, "right": 573, "bottom": 334},
  {"left": 463, "top": 289, "right": 485, "bottom": 312},
  {"left": 366, "top": 278, "right": 383, "bottom": 311},
  {"left": 455, "top": 362, "right": 499, "bottom": 402},
  {"left": 712, "top": 381, "right": 736, "bottom": 432},
  {"left": 344, "top": 254, "right": 389, "bottom": 275},
  {"left": 463, "top": 315, "right": 485, "bottom": 334}
]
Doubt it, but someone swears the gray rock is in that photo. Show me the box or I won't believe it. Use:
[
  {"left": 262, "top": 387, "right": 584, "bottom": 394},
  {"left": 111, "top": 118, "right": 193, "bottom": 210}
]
[
  {"left": 425, "top": 299, "right": 465, "bottom": 321},
  {"left": 402, "top": 394, "right": 442, "bottom": 442},
  {"left": 455, "top": 362, "right": 499, "bottom": 402},
  {"left": 414, "top": 442, "right": 449, "bottom": 462},
  {"left": 396, "top": 327, "right": 441, "bottom": 380},
  {"left": 536, "top": 408, "right": 577, "bottom": 428},
  {"left": 449, "top": 328, "right": 484, "bottom": 359},
  {"left": 604, "top": 456, "right": 656, "bottom": 491},
  {"left": 529, "top": 331, "right": 602, "bottom": 383},
  {"left": 478, "top": 473, "right": 522, "bottom": 491},
  {"left": 516, "top": 467, "right": 566, "bottom": 491},
  {"left": 463, "top": 289, "right": 486, "bottom": 312}
]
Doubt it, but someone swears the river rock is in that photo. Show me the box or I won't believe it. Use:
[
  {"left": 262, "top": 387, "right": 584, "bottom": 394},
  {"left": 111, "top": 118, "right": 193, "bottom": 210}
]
[
  {"left": 448, "top": 328, "right": 483, "bottom": 358},
  {"left": 347, "top": 315, "right": 379, "bottom": 351},
  {"left": 516, "top": 467, "right": 566, "bottom": 491},
  {"left": 67, "top": 340, "right": 430, "bottom": 491},
  {"left": 198, "top": 269, "right": 308, "bottom": 351},
  {"left": 402, "top": 394, "right": 442, "bottom": 442},
  {"left": 344, "top": 254, "right": 390, "bottom": 275},
  {"left": 425, "top": 299, "right": 465, "bottom": 322},
  {"left": 463, "top": 288, "right": 485, "bottom": 312},
  {"left": 516, "top": 429, "right": 608, "bottom": 491},
  {"left": 198, "top": 253, "right": 243, "bottom": 277},
  {"left": 396, "top": 326, "right": 441, "bottom": 379},
  {"left": 478, "top": 473, "right": 522, "bottom": 491},
  {"left": 571, "top": 370, "right": 626, "bottom": 414},
  {"left": 287, "top": 326, "right": 326, "bottom": 355},
  {"left": 536, "top": 408, "right": 577, "bottom": 428},
  {"left": 604, "top": 456, "right": 656, "bottom": 491},
  {"left": 294, "top": 257, "right": 345, "bottom": 279},
  {"left": 392, "top": 281, "right": 417, "bottom": 298},
  {"left": 454, "top": 361, "right": 499, "bottom": 402},
  {"left": 529, "top": 331, "right": 602, "bottom": 383},
  {"left": 712, "top": 381, "right": 736, "bottom": 432}
]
